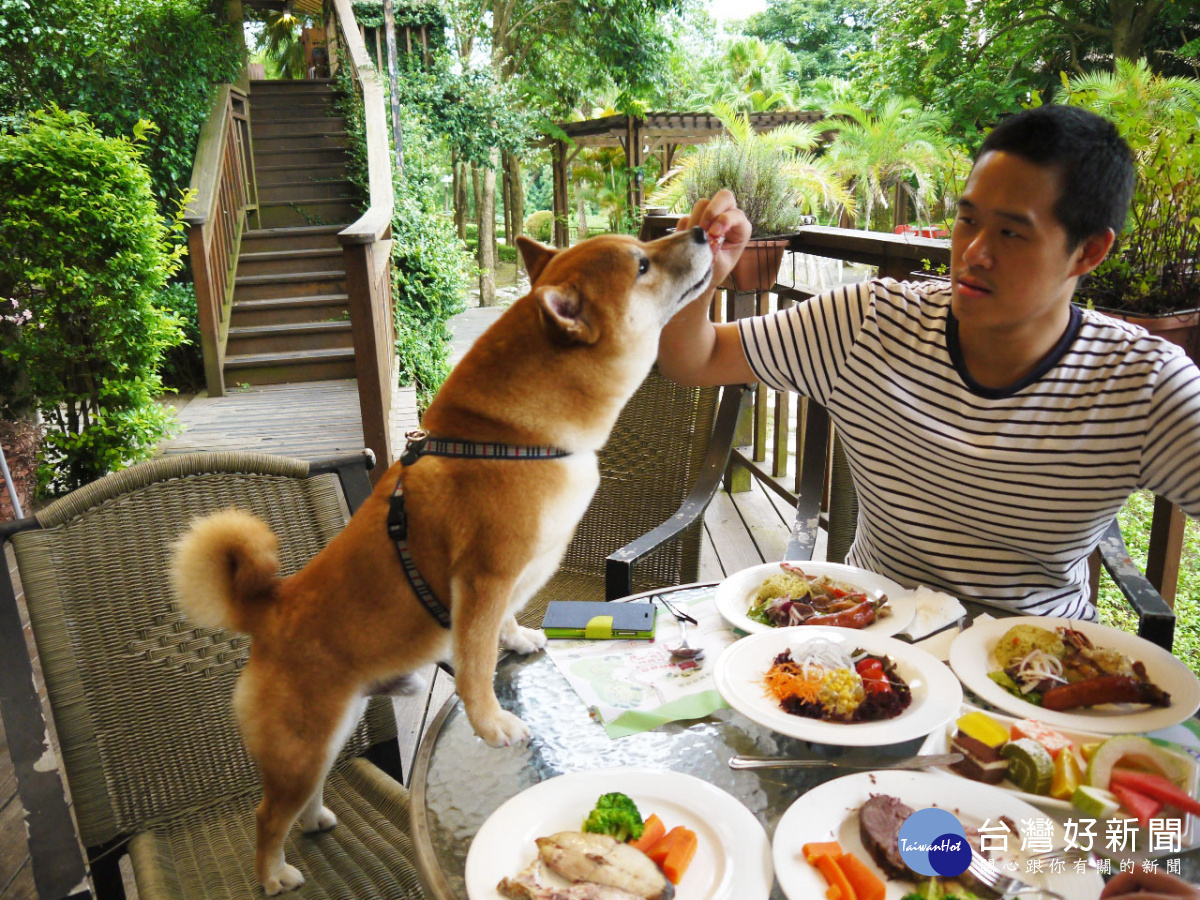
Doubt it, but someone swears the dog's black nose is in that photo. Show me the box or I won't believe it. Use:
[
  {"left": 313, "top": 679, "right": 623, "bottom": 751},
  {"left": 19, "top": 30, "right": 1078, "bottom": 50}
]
[{"left": 690, "top": 226, "right": 707, "bottom": 244}]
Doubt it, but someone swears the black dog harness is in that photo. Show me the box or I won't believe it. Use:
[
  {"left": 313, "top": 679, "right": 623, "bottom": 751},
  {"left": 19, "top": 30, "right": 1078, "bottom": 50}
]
[{"left": 387, "top": 429, "right": 573, "bottom": 628}]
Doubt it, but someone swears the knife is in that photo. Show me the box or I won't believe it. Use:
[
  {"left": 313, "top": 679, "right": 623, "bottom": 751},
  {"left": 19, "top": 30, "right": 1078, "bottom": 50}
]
[{"left": 728, "top": 752, "right": 963, "bottom": 770}]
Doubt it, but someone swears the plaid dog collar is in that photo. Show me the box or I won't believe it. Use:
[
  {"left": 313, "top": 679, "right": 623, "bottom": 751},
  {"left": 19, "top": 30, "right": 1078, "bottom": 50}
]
[{"left": 389, "top": 430, "right": 573, "bottom": 629}]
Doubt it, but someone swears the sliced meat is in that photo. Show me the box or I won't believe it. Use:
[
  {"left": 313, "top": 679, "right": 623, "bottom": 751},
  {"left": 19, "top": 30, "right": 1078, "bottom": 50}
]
[{"left": 859, "top": 794, "right": 915, "bottom": 880}]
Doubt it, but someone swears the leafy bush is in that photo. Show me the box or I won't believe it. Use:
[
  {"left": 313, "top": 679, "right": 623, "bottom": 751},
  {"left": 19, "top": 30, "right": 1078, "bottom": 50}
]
[
  {"left": 0, "top": 107, "right": 185, "bottom": 494},
  {"left": 0, "top": 0, "right": 243, "bottom": 215},
  {"left": 525, "top": 210, "right": 553, "bottom": 242},
  {"left": 497, "top": 243, "right": 518, "bottom": 264},
  {"left": 157, "top": 280, "right": 206, "bottom": 393}
]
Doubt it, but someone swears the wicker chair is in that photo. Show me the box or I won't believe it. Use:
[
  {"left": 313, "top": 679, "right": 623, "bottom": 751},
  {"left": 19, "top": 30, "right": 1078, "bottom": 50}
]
[
  {"left": 517, "top": 373, "right": 746, "bottom": 627},
  {"left": 784, "top": 402, "right": 1176, "bottom": 650},
  {"left": 0, "top": 451, "right": 425, "bottom": 900}
]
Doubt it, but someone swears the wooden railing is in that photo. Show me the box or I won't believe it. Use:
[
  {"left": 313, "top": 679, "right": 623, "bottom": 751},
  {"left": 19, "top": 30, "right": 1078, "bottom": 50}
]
[
  {"left": 185, "top": 84, "right": 257, "bottom": 397},
  {"left": 329, "top": 0, "right": 397, "bottom": 479}
]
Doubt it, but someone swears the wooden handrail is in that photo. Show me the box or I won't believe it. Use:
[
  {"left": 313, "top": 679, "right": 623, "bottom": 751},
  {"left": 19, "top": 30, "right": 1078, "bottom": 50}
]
[
  {"left": 329, "top": 0, "right": 397, "bottom": 476},
  {"left": 185, "top": 84, "right": 255, "bottom": 397}
]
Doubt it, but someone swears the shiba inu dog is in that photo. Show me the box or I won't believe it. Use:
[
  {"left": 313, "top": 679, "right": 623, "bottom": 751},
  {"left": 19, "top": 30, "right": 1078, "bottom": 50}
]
[{"left": 169, "top": 226, "right": 715, "bottom": 894}]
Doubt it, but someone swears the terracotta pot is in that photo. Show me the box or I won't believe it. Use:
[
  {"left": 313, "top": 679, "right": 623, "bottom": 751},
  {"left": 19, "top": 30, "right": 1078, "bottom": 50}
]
[
  {"left": 721, "top": 238, "right": 789, "bottom": 293},
  {"left": 1099, "top": 306, "right": 1200, "bottom": 363}
]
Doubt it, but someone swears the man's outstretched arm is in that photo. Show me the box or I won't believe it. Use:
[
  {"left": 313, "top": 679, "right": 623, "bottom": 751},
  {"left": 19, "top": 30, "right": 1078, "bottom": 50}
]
[{"left": 657, "top": 191, "right": 758, "bottom": 387}]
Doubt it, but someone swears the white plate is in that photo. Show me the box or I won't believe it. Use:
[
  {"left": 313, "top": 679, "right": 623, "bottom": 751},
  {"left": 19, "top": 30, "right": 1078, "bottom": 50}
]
[
  {"left": 715, "top": 561, "right": 916, "bottom": 637},
  {"left": 948, "top": 616, "right": 1200, "bottom": 733},
  {"left": 712, "top": 626, "right": 962, "bottom": 747},
  {"left": 465, "top": 767, "right": 772, "bottom": 900},
  {"left": 773, "top": 769, "right": 1105, "bottom": 900},
  {"left": 920, "top": 704, "right": 1200, "bottom": 845}
]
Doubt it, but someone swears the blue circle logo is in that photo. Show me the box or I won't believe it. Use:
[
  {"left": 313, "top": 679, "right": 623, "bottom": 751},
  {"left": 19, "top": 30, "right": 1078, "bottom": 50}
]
[{"left": 897, "top": 808, "right": 970, "bottom": 877}]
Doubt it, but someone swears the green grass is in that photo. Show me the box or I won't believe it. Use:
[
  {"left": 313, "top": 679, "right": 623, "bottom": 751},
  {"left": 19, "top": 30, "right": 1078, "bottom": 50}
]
[{"left": 1097, "top": 490, "right": 1200, "bottom": 678}]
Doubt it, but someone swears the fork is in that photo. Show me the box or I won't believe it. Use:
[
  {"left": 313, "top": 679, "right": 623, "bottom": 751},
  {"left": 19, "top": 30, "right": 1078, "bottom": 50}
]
[
  {"left": 966, "top": 846, "right": 1067, "bottom": 899},
  {"left": 1029, "top": 847, "right": 1102, "bottom": 869}
]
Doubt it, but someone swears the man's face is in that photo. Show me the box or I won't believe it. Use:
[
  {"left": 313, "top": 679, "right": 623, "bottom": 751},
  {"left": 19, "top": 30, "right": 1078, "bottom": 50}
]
[{"left": 951, "top": 150, "right": 1096, "bottom": 336}]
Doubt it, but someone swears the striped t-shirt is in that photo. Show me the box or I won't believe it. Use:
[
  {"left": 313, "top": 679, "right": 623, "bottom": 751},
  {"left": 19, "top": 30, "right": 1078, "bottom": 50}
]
[{"left": 738, "top": 278, "right": 1200, "bottom": 620}]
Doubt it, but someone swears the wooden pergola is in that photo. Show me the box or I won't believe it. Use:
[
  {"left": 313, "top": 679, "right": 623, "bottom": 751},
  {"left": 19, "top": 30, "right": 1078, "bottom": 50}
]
[{"left": 550, "top": 110, "right": 825, "bottom": 247}]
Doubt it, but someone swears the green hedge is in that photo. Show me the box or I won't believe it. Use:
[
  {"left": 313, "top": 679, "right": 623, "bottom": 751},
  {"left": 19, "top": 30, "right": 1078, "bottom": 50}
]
[{"left": 0, "top": 108, "right": 185, "bottom": 493}]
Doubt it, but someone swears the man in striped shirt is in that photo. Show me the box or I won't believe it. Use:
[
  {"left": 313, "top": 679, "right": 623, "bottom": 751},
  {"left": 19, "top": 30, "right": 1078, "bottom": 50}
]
[{"left": 658, "top": 105, "right": 1200, "bottom": 621}]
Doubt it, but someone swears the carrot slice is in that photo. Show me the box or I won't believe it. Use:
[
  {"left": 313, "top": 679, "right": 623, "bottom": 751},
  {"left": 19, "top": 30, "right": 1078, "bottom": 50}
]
[
  {"left": 660, "top": 827, "right": 697, "bottom": 884},
  {"left": 813, "top": 853, "right": 858, "bottom": 900},
  {"left": 802, "top": 841, "right": 845, "bottom": 863},
  {"left": 629, "top": 813, "right": 665, "bottom": 852},
  {"left": 834, "top": 852, "right": 884, "bottom": 900},
  {"left": 646, "top": 825, "right": 680, "bottom": 867}
]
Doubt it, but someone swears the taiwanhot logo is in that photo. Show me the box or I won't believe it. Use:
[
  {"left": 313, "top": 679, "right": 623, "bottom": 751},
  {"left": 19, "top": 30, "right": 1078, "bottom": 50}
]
[{"left": 896, "top": 807, "right": 971, "bottom": 877}]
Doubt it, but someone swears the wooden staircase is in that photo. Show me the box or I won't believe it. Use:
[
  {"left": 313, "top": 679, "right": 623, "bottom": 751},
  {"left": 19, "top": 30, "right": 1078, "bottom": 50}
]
[{"left": 225, "top": 79, "right": 363, "bottom": 387}]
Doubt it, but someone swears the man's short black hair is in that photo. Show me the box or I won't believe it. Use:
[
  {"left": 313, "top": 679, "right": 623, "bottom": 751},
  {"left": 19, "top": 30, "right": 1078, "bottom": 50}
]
[{"left": 977, "top": 105, "right": 1135, "bottom": 249}]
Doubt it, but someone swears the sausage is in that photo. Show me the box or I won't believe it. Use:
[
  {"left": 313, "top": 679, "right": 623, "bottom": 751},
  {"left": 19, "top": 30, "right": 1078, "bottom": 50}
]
[
  {"left": 1041, "top": 674, "right": 1170, "bottom": 711},
  {"left": 804, "top": 599, "right": 876, "bottom": 629}
]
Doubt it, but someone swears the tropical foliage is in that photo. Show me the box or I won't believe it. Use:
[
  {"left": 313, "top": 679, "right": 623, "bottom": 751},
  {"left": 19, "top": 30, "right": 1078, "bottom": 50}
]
[
  {"left": 649, "top": 103, "right": 852, "bottom": 235},
  {"left": 1064, "top": 59, "right": 1200, "bottom": 315},
  {"left": 0, "top": 108, "right": 185, "bottom": 493}
]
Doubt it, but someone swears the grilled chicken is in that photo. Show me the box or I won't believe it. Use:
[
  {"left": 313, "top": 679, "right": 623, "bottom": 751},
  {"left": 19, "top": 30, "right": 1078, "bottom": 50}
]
[
  {"left": 498, "top": 859, "right": 648, "bottom": 900},
  {"left": 536, "top": 832, "right": 674, "bottom": 900}
]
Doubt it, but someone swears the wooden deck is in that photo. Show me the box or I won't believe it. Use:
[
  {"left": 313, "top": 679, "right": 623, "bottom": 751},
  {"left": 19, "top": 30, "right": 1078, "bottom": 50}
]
[{"left": 0, "top": 307, "right": 807, "bottom": 899}]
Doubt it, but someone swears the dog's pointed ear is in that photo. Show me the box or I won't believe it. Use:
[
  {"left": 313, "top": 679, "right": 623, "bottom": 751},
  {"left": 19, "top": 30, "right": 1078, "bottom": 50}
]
[
  {"left": 533, "top": 284, "right": 597, "bottom": 345},
  {"left": 517, "top": 235, "right": 557, "bottom": 284}
]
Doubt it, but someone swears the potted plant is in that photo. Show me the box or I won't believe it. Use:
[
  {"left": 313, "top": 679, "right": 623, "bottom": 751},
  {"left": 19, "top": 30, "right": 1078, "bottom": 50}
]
[
  {"left": 648, "top": 103, "right": 853, "bottom": 292},
  {"left": 1065, "top": 61, "right": 1200, "bottom": 358}
]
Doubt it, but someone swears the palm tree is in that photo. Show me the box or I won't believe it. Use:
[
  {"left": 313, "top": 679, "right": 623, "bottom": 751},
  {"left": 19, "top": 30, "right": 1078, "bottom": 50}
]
[
  {"left": 255, "top": 6, "right": 308, "bottom": 80},
  {"left": 825, "top": 96, "right": 952, "bottom": 231},
  {"left": 649, "top": 102, "right": 854, "bottom": 233}
]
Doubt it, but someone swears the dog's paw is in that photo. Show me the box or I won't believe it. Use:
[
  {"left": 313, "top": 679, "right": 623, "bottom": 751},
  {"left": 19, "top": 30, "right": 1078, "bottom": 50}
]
[
  {"left": 501, "top": 624, "right": 547, "bottom": 654},
  {"left": 262, "top": 863, "right": 305, "bottom": 895},
  {"left": 300, "top": 805, "right": 337, "bottom": 833},
  {"left": 473, "top": 709, "right": 531, "bottom": 748}
]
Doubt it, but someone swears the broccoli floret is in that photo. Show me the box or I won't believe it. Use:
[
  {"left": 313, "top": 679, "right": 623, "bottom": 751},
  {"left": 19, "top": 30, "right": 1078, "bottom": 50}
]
[{"left": 581, "top": 792, "right": 644, "bottom": 842}]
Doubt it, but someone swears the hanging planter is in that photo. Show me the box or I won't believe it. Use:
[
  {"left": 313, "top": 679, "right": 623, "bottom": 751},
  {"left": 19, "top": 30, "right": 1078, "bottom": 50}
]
[{"left": 721, "top": 238, "right": 789, "bottom": 293}]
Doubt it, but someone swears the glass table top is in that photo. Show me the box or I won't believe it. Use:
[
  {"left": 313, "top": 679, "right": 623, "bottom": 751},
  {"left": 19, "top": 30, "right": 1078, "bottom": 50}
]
[{"left": 409, "top": 583, "right": 1200, "bottom": 899}]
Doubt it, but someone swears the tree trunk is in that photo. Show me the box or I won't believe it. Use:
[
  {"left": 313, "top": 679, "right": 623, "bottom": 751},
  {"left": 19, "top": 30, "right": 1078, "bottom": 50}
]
[
  {"left": 477, "top": 158, "right": 497, "bottom": 306},
  {"left": 509, "top": 152, "right": 526, "bottom": 267},
  {"left": 501, "top": 150, "right": 513, "bottom": 249},
  {"left": 452, "top": 152, "right": 467, "bottom": 241}
]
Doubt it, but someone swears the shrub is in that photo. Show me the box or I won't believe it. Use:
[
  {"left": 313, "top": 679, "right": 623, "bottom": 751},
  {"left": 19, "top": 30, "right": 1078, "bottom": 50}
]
[
  {"left": 0, "top": 107, "right": 185, "bottom": 494},
  {"left": 157, "top": 280, "right": 206, "bottom": 393},
  {"left": 525, "top": 209, "right": 553, "bottom": 242},
  {"left": 0, "top": 0, "right": 243, "bottom": 217}
]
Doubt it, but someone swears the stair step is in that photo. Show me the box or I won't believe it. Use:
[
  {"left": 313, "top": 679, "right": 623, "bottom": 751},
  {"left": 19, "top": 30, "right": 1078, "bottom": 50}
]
[
  {"left": 258, "top": 198, "right": 359, "bottom": 228},
  {"left": 226, "top": 320, "right": 353, "bottom": 356},
  {"left": 240, "top": 225, "right": 344, "bottom": 253},
  {"left": 237, "top": 247, "right": 345, "bottom": 277},
  {"left": 235, "top": 270, "right": 347, "bottom": 300},
  {"left": 230, "top": 293, "right": 350, "bottom": 327},
  {"left": 223, "top": 347, "right": 357, "bottom": 387},
  {"left": 253, "top": 118, "right": 347, "bottom": 138},
  {"left": 255, "top": 163, "right": 348, "bottom": 187},
  {"left": 253, "top": 132, "right": 349, "bottom": 152},
  {"left": 255, "top": 146, "right": 348, "bottom": 165},
  {"left": 257, "top": 179, "right": 357, "bottom": 203},
  {"left": 251, "top": 98, "right": 334, "bottom": 112}
]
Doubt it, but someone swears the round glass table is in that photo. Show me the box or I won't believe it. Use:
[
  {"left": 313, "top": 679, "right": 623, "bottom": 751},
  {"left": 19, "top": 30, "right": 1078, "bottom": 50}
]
[{"left": 408, "top": 582, "right": 1200, "bottom": 898}]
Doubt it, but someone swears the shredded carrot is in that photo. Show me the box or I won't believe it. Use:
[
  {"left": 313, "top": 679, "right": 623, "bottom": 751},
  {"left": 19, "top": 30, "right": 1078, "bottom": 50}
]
[{"left": 761, "top": 660, "right": 824, "bottom": 703}]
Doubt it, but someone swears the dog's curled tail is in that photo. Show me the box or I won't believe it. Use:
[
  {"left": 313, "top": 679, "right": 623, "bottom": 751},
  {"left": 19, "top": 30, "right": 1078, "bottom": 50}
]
[{"left": 170, "top": 509, "right": 280, "bottom": 635}]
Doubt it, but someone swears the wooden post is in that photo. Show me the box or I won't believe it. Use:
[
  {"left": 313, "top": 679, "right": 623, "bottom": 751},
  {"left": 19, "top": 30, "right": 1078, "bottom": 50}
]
[
  {"left": 382, "top": 0, "right": 405, "bottom": 175},
  {"left": 188, "top": 224, "right": 226, "bottom": 397},
  {"left": 1146, "top": 495, "right": 1185, "bottom": 606},
  {"left": 625, "top": 115, "right": 644, "bottom": 216},
  {"left": 343, "top": 241, "right": 393, "bottom": 477},
  {"left": 552, "top": 139, "right": 570, "bottom": 248},
  {"left": 725, "top": 289, "right": 756, "bottom": 493}
]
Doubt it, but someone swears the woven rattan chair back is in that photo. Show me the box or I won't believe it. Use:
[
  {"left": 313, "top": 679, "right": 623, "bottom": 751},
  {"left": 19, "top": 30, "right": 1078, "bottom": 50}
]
[
  {"left": 826, "top": 432, "right": 860, "bottom": 565},
  {"left": 11, "top": 452, "right": 395, "bottom": 850},
  {"left": 556, "top": 370, "right": 719, "bottom": 593}
]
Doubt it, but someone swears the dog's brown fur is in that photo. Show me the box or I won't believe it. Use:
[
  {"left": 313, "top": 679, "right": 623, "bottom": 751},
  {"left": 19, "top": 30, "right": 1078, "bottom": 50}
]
[{"left": 169, "top": 228, "right": 713, "bottom": 894}]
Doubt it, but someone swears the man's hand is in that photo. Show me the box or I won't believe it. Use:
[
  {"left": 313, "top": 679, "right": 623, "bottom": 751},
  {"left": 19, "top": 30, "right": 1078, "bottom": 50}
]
[{"left": 676, "top": 190, "right": 751, "bottom": 291}]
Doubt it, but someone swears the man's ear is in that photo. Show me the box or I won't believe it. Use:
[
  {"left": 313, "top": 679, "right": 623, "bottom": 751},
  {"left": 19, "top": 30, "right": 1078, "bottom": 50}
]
[
  {"left": 517, "top": 236, "right": 557, "bottom": 284},
  {"left": 1071, "top": 228, "right": 1117, "bottom": 278},
  {"left": 533, "top": 284, "right": 598, "bottom": 345}
]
